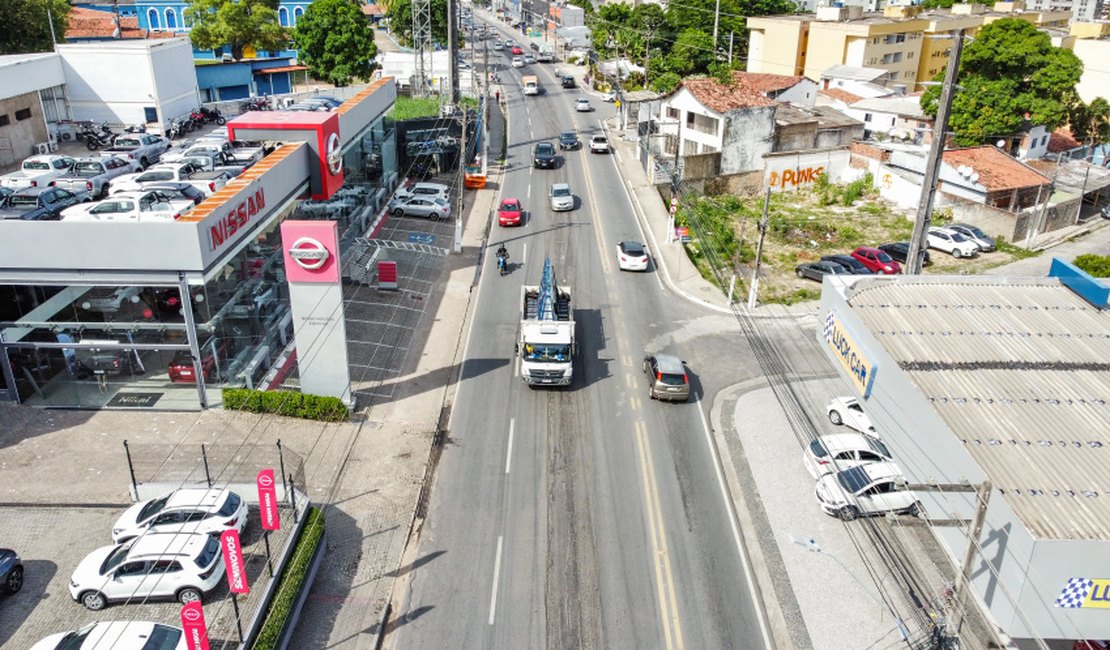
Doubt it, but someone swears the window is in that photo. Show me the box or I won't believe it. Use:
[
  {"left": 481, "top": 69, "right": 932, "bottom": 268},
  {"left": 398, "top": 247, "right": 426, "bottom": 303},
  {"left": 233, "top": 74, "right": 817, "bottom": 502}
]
[
  {"left": 144, "top": 107, "right": 158, "bottom": 123},
  {"left": 165, "top": 8, "right": 177, "bottom": 29},
  {"left": 1041, "top": 135, "right": 1048, "bottom": 146},
  {"left": 686, "top": 112, "right": 695, "bottom": 126},
  {"left": 293, "top": 6, "right": 303, "bottom": 23},
  {"left": 864, "top": 112, "right": 873, "bottom": 122},
  {"left": 148, "top": 8, "right": 160, "bottom": 29},
  {"left": 15, "top": 108, "right": 31, "bottom": 121},
  {"left": 666, "top": 106, "right": 679, "bottom": 120},
  {"left": 0, "top": 115, "right": 9, "bottom": 127},
  {"left": 279, "top": 7, "right": 289, "bottom": 26}
]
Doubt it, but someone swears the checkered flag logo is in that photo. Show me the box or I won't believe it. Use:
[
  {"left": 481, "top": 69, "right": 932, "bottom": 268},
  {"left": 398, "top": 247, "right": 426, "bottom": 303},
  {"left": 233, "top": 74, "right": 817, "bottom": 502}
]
[
  {"left": 1055, "top": 578, "right": 1094, "bottom": 608},
  {"left": 823, "top": 311, "right": 835, "bottom": 342}
]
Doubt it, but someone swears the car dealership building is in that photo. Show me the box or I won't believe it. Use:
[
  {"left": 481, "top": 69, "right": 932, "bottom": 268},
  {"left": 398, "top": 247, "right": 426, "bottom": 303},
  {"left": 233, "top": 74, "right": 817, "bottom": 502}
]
[
  {"left": 818, "top": 266, "right": 1110, "bottom": 646},
  {"left": 0, "top": 79, "right": 398, "bottom": 410}
]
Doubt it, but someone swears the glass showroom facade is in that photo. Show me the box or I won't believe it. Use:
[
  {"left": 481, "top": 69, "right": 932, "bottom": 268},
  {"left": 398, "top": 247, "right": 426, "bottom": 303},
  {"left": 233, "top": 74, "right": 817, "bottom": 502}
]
[{"left": 0, "top": 85, "right": 398, "bottom": 409}]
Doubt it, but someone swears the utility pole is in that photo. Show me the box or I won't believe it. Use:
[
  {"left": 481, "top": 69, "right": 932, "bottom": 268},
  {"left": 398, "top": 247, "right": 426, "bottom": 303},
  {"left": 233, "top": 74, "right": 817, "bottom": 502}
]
[
  {"left": 447, "top": 0, "right": 460, "bottom": 109},
  {"left": 949, "top": 481, "right": 991, "bottom": 640},
  {"left": 455, "top": 108, "right": 466, "bottom": 254},
  {"left": 712, "top": 0, "right": 721, "bottom": 54},
  {"left": 482, "top": 37, "right": 490, "bottom": 176},
  {"left": 728, "top": 32, "right": 734, "bottom": 66},
  {"left": 747, "top": 188, "right": 772, "bottom": 309},
  {"left": 906, "top": 29, "right": 964, "bottom": 275}
]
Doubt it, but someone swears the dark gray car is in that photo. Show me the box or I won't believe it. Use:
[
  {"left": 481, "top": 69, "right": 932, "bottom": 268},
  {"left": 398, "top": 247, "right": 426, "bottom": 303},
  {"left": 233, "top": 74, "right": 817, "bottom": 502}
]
[
  {"left": 821, "top": 254, "right": 873, "bottom": 275},
  {"left": 0, "top": 186, "right": 87, "bottom": 220}
]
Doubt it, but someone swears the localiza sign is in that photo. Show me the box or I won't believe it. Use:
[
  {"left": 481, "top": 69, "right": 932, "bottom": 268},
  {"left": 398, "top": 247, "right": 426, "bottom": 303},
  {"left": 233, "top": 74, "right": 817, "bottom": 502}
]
[
  {"left": 220, "top": 529, "right": 250, "bottom": 594},
  {"left": 256, "top": 468, "right": 281, "bottom": 531},
  {"left": 180, "top": 601, "right": 211, "bottom": 650}
]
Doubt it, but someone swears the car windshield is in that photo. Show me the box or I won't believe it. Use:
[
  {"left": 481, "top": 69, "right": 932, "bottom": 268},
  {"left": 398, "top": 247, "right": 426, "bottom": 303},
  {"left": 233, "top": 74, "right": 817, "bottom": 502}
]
[
  {"left": 501, "top": 201, "right": 519, "bottom": 211},
  {"left": 867, "top": 438, "right": 893, "bottom": 458},
  {"left": 592, "top": 136, "right": 606, "bottom": 143},
  {"left": 622, "top": 243, "right": 644, "bottom": 255},
  {"left": 195, "top": 535, "right": 221, "bottom": 568},
  {"left": 138, "top": 494, "right": 171, "bottom": 522},
  {"left": 23, "top": 161, "right": 50, "bottom": 170},
  {"left": 100, "top": 543, "right": 132, "bottom": 575},
  {"left": 875, "top": 251, "right": 893, "bottom": 263},
  {"left": 9, "top": 195, "right": 40, "bottom": 208},
  {"left": 962, "top": 226, "right": 986, "bottom": 238},
  {"left": 55, "top": 624, "right": 98, "bottom": 650},
  {"left": 218, "top": 492, "right": 241, "bottom": 517},
  {"left": 143, "top": 625, "right": 185, "bottom": 650},
  {"left": 90, "top": 200, "right": 135, "bottom": 214},
  {"left": 836, "top": 466, "right": 873, "bottom": 495},
  {"left": 949, "top": 232, "right": 969, "bottom": 242},
  {"left": 560, "top": 132, "right": 575, "bottom": 141},
  {"left": 74, "top": 162, "right": 104, "bottom": 176},
  {"left": 536, "top": 144, "right": 553, "bottom": 155},
  {"left": 113, "top": 138, "right": 141, "bottom": 148},
  {"left": 522, "top": 343, "right": 571, "bottom": 363},
  {"left": 138, "top": 171, "right": 174, "bottom": 182},
  {"left": 552, "top": 187, "right": 571, "bottom": 197}
]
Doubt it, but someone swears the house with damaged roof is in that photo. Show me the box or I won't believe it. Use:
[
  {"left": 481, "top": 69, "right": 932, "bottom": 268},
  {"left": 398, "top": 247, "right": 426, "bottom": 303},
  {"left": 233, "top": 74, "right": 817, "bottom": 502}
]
[{"left": 647, "top": 71, "right": 864, "bottom": 194}]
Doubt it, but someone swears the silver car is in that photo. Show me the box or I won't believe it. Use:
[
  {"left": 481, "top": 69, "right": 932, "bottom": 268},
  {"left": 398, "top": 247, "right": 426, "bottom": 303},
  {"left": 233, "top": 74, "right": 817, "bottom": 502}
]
[
  {"left": 390, "top": 195, "right": 451, "bottom": 220},
  {"left": 549, "top": 183, "right": 574, "bottom": 211}
]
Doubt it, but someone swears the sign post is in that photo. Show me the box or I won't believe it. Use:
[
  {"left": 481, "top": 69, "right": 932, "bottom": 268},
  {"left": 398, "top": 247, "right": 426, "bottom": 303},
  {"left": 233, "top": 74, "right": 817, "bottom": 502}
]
[
  {"left": 256, "top": 468, "right": 280, "bottom": 577},
  {"left": 220, "top": 529, "right": 250, "bottom": 642},
  {"left": 180, "top": 601, "right": 211, "bottom": 650},
  {"left": 668, "top": 196, "right": 679, "bottom": 244}
]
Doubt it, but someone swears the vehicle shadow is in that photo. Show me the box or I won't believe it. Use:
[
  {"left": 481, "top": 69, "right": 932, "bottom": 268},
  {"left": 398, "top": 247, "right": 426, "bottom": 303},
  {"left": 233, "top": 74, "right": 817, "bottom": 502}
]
[
  {"left": 571, "top": 308, "right": 611, "bottom": 390},
  {"left": 0, "top": 559, "right": 57, "bottom": 647}
]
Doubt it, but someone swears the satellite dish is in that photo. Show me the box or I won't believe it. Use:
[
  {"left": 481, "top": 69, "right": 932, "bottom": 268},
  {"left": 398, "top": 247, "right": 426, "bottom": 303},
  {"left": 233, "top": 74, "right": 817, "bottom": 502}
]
[
  {"left": 996, "top": 139, "right": 1006, "bottom": 148},
  {"left": 970, "top": 172, "right": 980, "bottom": 183}
]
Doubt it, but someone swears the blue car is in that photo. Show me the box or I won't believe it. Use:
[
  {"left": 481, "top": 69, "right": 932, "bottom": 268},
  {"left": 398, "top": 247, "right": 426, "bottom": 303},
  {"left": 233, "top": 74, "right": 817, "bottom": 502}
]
[{"left": 1, "top": 548, "right": 22, "bottom": 594}]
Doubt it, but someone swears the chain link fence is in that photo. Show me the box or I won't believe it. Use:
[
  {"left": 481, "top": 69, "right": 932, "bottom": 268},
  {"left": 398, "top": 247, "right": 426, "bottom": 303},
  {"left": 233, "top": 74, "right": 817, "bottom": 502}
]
[{"left": 122, "top": 439, "right": 306, "bottom": 500}]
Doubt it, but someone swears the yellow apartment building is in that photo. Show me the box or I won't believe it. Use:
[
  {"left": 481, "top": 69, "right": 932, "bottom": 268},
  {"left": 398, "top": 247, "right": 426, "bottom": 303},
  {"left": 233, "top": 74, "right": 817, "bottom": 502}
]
[{"left": 746, "top": 15, "right": 811, "bottom": 77}]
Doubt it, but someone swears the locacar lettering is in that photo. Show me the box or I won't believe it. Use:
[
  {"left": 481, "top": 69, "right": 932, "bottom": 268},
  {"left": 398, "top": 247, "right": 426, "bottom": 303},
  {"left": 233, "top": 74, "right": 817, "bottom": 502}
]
[{"left": 209, "top": 188, "right": 266, "bottom": 250}]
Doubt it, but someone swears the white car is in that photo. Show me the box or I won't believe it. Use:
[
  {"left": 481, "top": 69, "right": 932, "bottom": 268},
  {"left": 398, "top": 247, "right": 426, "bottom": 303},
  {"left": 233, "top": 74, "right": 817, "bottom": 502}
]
[
  {"left": 549, "top": 182, "right": 574, "bottom": 211},
  {"left": 80, "top": 287, "right": 142, "bottom": 313},
  {"left": 394, "top": 181, "right": 450, "bottom": 202},
  {"left": 814, "top": 461, "right": 920, "bottom": 521},
  {"left": 826, "top": 396, "right": 876, "bottom": 435},
  {"left": 511, "top": 56, "right": 524, "bottom": 68},
  {"left": 493, "top": 41, "right": 503, "bottom": 51},
  {"left": 574, "top": 98, "right": 592, "bottom": 112},
  {"left": 62, "top": 190, "right": 195, "bottom": 222},
  {"left": 523, "top": 54, "right": 536, "bottom": 64},
  {"left": 802, "top": 433, "right": 894, "bottom": 479},
  {"left": 389, "top": 195, "right": 451, "bottom": 220},
  {"left": 111, "top": 487, "right": 248, "bottom": 543},
  {"left": 30, "top": 621, "right": 187, "bottom": 650},
  {"left": 927, "top": 226, "right": 980, "bottom": 258},
  {"left": 616, "top": 241, "right": 650, "bottom": 271},
  {"left": 69, "top": 532, "right": 225, "bottom": 610},
  {"left": 589, "top": 135, "right": 609, "bottom": 154}
]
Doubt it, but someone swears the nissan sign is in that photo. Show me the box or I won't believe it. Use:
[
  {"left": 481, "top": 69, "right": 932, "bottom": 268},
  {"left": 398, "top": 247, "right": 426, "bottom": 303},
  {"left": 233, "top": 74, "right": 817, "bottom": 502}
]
[
  {"left": 257, "top": 468, "right": 281, "bottom": 531},
  {"left": 326, "top": 131, "right": 343, "bottom": 176},
  {"left": 288, "top": 237, "right": 330, "bottom": 271},
  {"left": 180, "top": 601, "right": 211, "bottom": 650},
  {"left": 220, "top": 530, "right": 250, "bottom": 595}
]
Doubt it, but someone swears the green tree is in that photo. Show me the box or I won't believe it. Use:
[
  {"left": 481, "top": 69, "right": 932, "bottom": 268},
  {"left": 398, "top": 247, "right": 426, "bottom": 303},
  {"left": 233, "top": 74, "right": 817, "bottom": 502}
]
[
  {"left": 663, "top": 28, "right": 714, "bottom": 77},
  {"left": 651, "top": 71, "right": 682, "bottom": 94},
  {"left": 1069, "top": 97, "right": 1110, "bottom": 158},
  {"left": 0, "top": 0, "right": 71, "bottom": 54},
  {"left": 921, "top": 19, "right": 1083, "bottom": 146},
  {"left": 385, "top": 0, "right": 448, "bottom": 47},
  {"left": 292, "top": 0, "right": 377, "bottom": 86},
  {"left": 566, "top": 0, "right": 594, "bottom": 15},
  {"left": 921, "top": 0, "right": 958, "bottom": 8},
  {"left": 185, "top": 0, "right": 287, "bottom": 60}
]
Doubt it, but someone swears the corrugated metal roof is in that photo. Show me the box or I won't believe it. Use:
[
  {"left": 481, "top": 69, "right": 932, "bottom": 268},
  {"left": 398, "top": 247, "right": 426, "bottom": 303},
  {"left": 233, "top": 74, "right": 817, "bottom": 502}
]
[{"left": 847, "top": 278, "right": 1110, "bottom": 540}]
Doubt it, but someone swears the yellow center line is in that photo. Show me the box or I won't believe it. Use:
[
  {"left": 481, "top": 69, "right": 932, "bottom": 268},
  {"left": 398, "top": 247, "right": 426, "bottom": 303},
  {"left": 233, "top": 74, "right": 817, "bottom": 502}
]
[{"left": 640, "top": 419, "right": 685, "bottom": 649}]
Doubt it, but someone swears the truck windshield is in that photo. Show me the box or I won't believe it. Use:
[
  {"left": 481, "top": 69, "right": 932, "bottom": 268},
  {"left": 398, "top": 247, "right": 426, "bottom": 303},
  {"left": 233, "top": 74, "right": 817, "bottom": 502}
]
[
  {"left": 522, "top": 344, "right": 570, "bottom": 362},
  {"left": 74, "top": 162, "right": 104, "bottom": 176}
]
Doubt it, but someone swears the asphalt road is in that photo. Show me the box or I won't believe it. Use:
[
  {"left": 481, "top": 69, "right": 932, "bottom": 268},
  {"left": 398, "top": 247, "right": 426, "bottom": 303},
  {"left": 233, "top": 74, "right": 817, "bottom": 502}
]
[{"left": 391, "top": 26, "right": 773, "bottom": 650}]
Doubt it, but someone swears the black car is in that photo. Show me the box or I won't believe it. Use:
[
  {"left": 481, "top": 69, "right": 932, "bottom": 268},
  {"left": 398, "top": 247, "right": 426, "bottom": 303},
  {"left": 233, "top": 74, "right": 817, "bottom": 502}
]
[
  {"left": 533, "top": 142, "right": 556, "bottom": 169},
  {"left": 0, "top": 186, "right": 86, "bottom": 220},
  {"left": 558, "top": 131, "right": 580, "bottom": 150},
  {"left": 140, "top": 181, "right": 206, "bottom": 205},
  {"left": 796, "top": 261, "right": 854, "bottom": 282},
  {"left": 878, "top": 242, "right": 931, "bottom": 266},
  {"left": 0, "top": 186, "right": 13, "bottom": 208},
  {"left": 0, "top": 548, "right": 22, "bottom": 595},
  {"left": 821, "top": 254, "right": 873, "bottom": 275},
  {"left": 561, "top": 76, "right": 575, "bottom": 89}
]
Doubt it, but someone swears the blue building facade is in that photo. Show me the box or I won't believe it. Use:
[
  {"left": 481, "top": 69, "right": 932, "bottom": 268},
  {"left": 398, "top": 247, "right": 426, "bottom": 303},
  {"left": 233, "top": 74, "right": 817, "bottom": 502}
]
[
  {"left": 195, "top": 59, "right": 299, "bottom": 102},
  {"left": 133, "top": 0, "right": 309, "bottom": 59}
]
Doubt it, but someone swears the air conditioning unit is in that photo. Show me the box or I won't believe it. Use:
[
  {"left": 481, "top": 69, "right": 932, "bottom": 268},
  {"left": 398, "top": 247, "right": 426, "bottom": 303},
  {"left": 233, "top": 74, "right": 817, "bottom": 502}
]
[
  {"left": 34, "top": 142, "right": 50, "bottom": 155},
  {"left": 221, "top": 53, "right": 233, "bottom": 62}
]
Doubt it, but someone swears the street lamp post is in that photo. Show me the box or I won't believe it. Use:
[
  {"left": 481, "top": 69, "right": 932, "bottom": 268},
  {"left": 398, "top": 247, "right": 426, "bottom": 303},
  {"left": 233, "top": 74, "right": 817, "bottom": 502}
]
[{"left": 790, "top": 535, "right": 911, "bottom": 644}]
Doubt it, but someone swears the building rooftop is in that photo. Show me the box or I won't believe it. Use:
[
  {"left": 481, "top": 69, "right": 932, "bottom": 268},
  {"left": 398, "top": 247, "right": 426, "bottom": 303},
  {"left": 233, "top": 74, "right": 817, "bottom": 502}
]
[
  {"left": 845, "top": 276, "right": 1110, "bottom": 541},
  {"left": 820, "top": 64, "right": 890, "bottom": 82},
  {"left": 776, "top": 104, "right": 864, "bottom": 129},
  {"left": 850, "top": 93, "right": 929, "bottom": 119},
  {"left": 943, "top": 146, "right": 1051, "bottom": 191},
  {"left": 65, "top": 6, "right": 176, "bottom": 40},
  {"left": 677, "top": 72, "right": 809, "bottom": 113},
  {"left": 820, "top": 88, "right": 865, "bottom": 105}
]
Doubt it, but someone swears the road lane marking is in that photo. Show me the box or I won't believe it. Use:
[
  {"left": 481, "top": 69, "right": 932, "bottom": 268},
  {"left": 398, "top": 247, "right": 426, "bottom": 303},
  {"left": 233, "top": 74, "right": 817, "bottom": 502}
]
[
  {"left": 695, "top": 400, "right": 774, "bottom": 648},
  {"left": 488, "top": 534, "right": 504, "bottom": 625},
  {"left": 579, "top": 146, "right": 614, "bottom": 276},
  {"left": 621, "top": 179, "right": 667, "bottom": 294},
  {"left": 505, "top": 418, "right": 515, "bottom": 474},
  {"left": 635, "top": 420, "right": 685, "bottom": 650}
]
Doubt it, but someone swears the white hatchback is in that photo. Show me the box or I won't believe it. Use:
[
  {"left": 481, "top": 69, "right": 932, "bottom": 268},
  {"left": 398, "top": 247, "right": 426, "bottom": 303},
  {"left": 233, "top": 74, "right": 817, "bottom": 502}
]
[
  {"left": 511, "top": 56, "right": 524, "bottom": 68},
  {"left": 69, "top": 532, "right": 225, "bottom": 610},
  {"left": 589, "top": 135, "right": 609, "bottom": 153},
  {"left": 826, "top": 396, "right": 876, "bottom": 436},
  {"left": 802, "top": 433, "right": 894, "bottom": 479},
  {"left": 30, "top": 621, "right": 187, "bottom": 650},
  {"left": 616, "top": 241, "right": 650, "bottom": 271},
  {"left": 111, "top": 487, "right": 248, "bottom": 543},
  {"left": 814, "top": 461, "right": 919, "bottom": 521},
  {"left": 575, "top": 98, "right": 592, "bottom": 112}
]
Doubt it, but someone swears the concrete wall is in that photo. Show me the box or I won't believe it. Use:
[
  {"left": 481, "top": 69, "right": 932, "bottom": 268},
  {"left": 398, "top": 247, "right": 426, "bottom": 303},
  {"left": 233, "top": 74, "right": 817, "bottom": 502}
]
[
  {"left": 1074, "top": 38, "right": 1110, "bottom": 104},
  {"left": 775, "top": 78, "right": 818, "bottom": 107},
  {"left": 720, "top": 106, "right": 775, "bottom": 175},
  {"left": 764, "top": 148, "right": 851, "bottom": 192},
  {"left": 0, "top": 92, "right": 51, "bottom": 168}
]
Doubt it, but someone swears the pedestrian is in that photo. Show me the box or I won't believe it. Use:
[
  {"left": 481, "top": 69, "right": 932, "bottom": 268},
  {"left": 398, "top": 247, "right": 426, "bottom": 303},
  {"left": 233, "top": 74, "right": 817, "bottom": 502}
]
[{"left": 496, "top": 90, "right": 501, "bottom": 103}]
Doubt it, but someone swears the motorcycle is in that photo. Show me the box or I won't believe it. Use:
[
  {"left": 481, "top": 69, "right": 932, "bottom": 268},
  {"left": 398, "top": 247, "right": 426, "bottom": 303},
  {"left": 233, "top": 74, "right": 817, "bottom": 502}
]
[
  {"left": 166, "top": 118, "right": 186, "bottom": 140},
  {"left": 243, "top": 96, "right": 271, "bottom": 112},
  {"left": 199, "top": 106, "right": 226, "bottom": 125},
  {"left": 80, "top": 122, "right": 115, "bottom": 150},
  {"left": 122, "top": 124, "right": 147, "bottom": 134},
  {"left": 497, "top": 251, "right": 509, "bottom": 276}
]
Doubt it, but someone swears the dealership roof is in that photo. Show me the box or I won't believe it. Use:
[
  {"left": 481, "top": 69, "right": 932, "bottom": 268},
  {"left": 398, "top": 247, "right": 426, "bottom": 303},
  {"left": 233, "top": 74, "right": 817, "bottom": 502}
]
[{"left": 845, "top": 277, "right": 1110, "bottom": 541}]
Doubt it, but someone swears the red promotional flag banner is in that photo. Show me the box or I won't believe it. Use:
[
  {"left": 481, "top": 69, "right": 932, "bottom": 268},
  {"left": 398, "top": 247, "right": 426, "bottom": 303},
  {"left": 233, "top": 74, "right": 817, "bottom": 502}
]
[
  {"left": 220, "top": 529, "right": 250, "bottom": 595},
  {"left": 256, "top": 468, "right": 281, "bottom": 531},
  {"left": 180, "top": 601, "right": 211, "bottom": 650}
]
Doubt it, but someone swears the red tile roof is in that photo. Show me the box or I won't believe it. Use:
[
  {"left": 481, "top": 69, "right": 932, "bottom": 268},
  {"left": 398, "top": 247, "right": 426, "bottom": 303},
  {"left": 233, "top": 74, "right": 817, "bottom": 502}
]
[
  {"left": 681, "top": 76, "right": 775, "bottom": 113},
  {"left": 942, "top": 146, "right": 1050, "bottom": 192},
  {"left": 731, "top": 71, "right": 806, "bottom": 94},
  {"left": 819, "top": 88, "right": 863, "bottom": 104},
  {"left": 362, "top": 3, "right": 384, "bottom": 16},
  {"left": 66, "top": 6, "right": 175, "bottom": 40},
  {"left": 1048, "top": 126, "right": 1081, "bottom": 153}
]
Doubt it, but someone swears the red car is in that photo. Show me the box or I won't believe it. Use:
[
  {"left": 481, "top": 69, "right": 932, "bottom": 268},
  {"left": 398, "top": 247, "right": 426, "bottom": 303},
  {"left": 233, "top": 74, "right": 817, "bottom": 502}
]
[
  {"left": 498, "top": 198, "right": 522, "bottom": 227},
  {"left": 850, "top": 246, "right": 902, "bottom": 275},
  {"left": 511, "top": 45, "right": 524, "bottom": 55},
  {"left": 167, "top": 344, "right": 224, "bottom": 383}
]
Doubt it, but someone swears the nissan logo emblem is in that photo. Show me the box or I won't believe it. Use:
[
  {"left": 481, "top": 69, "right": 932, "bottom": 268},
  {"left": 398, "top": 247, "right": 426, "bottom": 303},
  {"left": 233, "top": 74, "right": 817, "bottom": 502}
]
[
  {"left": 182, "top": 607, "right": 202, "bottom": 622},
  {"left": 258, "top": 473, "right": 273, "bottom": 488},
  {"left": 326, "top": 132, "right": 342, "bottom": 176},
  {"left": 288, "top": 237, "right": 330, "bottom": 271}
]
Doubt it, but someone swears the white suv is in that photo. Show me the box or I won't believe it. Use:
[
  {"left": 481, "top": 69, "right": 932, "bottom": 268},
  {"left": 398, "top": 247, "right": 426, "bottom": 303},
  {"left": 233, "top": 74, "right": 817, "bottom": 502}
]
[
  {"left": 589, "top": 135, "right": 609, "bottom": 154},
  {"left": 69, "top": 532, "right": 225, "bottom": 610},
  {"left": 927, "top": 226, "right": 980, "bottom": 258},
  {"left": 30, "top": 621, "right": 187, "bottom": 650},
  {"left": 111, "top": 487, "right": 248, "bottom": 543}
]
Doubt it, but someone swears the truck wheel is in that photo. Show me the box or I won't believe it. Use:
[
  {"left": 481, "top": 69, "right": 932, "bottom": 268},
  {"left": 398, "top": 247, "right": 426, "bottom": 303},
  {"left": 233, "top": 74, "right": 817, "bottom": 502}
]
[
  {"left": 99, "top": 185, "right": 110, "bottom": 200},
  {"left": 86, "top": 140, "right": 100, "bottom": 151}
]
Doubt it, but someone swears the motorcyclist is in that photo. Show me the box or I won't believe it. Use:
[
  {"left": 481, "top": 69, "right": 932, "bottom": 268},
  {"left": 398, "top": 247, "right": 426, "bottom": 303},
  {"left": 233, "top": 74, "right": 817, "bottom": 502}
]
[{"left": 496, "top": 245, "right": 509, "bottom": 273}]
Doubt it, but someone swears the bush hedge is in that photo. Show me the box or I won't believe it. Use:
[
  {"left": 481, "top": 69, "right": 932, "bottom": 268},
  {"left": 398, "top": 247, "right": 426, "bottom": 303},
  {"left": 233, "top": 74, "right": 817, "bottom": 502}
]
[
  {"left": 222, "top": 388, "right": 348, "bottom": 422},
  {"left": 1074, "top": 254, "right": 1110, "bottom": 278},
  {"left": 254, "top": 507, "right": 326, "bottom": 650}
]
